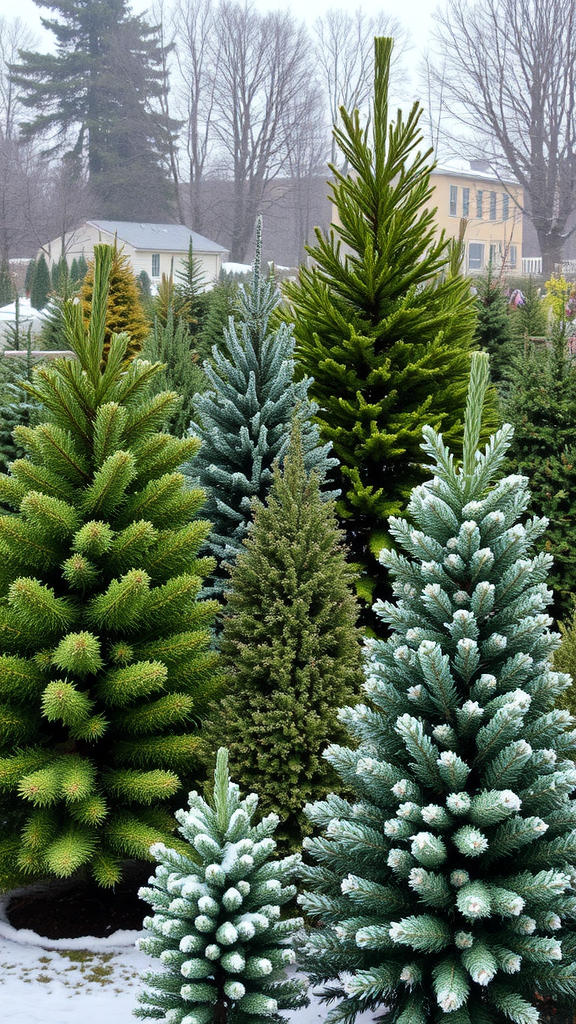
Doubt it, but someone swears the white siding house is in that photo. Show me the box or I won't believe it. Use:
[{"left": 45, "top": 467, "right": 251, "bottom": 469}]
[{"left": 42, "top": 221, "right": 228, "bottom": 289}]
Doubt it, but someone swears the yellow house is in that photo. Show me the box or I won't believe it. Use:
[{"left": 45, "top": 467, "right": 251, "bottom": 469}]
[{"left": 430, "top": 162, "right": 523, "bottom": 275}]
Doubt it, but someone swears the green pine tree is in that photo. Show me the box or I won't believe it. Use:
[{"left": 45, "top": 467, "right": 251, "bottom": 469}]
[
  {"left": 474, "top": 268, "right": 517, "bottom": 383},
  {"left": 0, "top": 348, "right": 40, "bottom": 474},
  {"left": 298, "top": 352, "right": 576, "bottom": 1024},
  {"left": 25, "top": 259, "right": 35, "bottom": 297},
  {"left": 136, "top": 747, "right": 308, "bottom": 1024},
  {"left": 30, "top": 253, "right": 51, "bottom": 310},
  {"left": 502, "top": 336, "right": 576, "bottom": 622},
  {"left": 51, "top": 254, "right": 70, "bottom": 297},
  {"left": 184, "top": 220, "right": 336, "bottom": 597},
  {"left": 0, "top": 259, "right": 14, "bottom": 307},
  {"left": 510, "top": 279, "right": 548, "bottom": 342},
  {"left": 142, "top": 308, "right": 207, "bottom": 438},
  {"left": 81, "top": 246, "right": 150, "bottom": 363},
  {"left": 0, "top": 245, "right": 220, "bottom": 891},
  {"left": 283, "top": 37, "right": 493, "bottom": 622},
  {"left": 174, "top": 240, "right": 210, "bottom": 346},
  {"left": 209, "top": 428, "right": 364, "bottom": 849},
  {"left": 198, "top": 272, "right": 240, "bottom": 356}
]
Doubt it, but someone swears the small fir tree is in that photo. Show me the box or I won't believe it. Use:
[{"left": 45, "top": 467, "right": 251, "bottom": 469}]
[
  {"left": 510, "top": 279, "right": 547, "bottom": 342},
  {"left": 474, "top": 269, "right": 517, "bottom": 383},
  {"left": 51, "top": 255, "right": 70, "bottom": 297},
  {"left": 142, "top": 308, "right": 207, "bottom": 438},
  {"left": 0, "top": 245, "right": 220, "bottom": 889},
  {"left": 299, "top": 352, "right": 576, "bottom": 1024},
  {"left": 284, "top": 38, "right": 492, "bottom": 621},
  {"left": 0, "top": 259, "right": 14, "bottom": 307},
  {"left": 210, "top": 428, "right": 364, "bottom": 849},
  {"left": 30, "top": 253, "right": 51, "bottom": 310},
  {"left": 81, "top": 245, "right": 150, "bottom": 362},
  {"left": 184, "top": 220, "right": 336, "bottom": 596},
  {"left": 135, "top": 746, "right": 308, "bottom": 1024},
  {"left": 0, "top": 347, "right": 40, "bottom": 474},
  {"left": 198, "top": 272, "right": 240, "bottom": 356},
  {"left": 174, "top": 240, "right": 210, "bottom": 342},
  {"left": 502, "top": 336, "right": 576, "bottom": 621}
]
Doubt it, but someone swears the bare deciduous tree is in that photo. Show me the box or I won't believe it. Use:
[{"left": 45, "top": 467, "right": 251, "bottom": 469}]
[
  {"left": 429, "top": 0, "right": 576, "bottom": 276},
  {"left": 313, "top": 7, "right": 410, "bottom": 165}
]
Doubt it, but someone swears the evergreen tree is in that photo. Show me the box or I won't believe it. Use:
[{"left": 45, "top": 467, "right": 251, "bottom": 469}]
[
  {"left": 25, "top": 258, "right": 35, "bottom": 297},
  {"left": 69, "top": 258, "right": 80, "bottom": 288},
  {"left": 30, "top": 253, "right": 51, "bottom": 310},
  {"left": 51, "top": 254, "right": 69, "bottom": 297},
  {"left": 0, "top": 349, "right": 40, "bottom": 473},
  {"left": 136, "top": 747, "right": 308, "bottom": 1024},
  {"left": 283, "top": 38, "right": 491, "bottom": 620},
  {"left": 210, "top": 428, "right": 364, "bottom": 849},
  {"left": 184, "top": 221, "right": 336, "bottom": 596},
  {"left": 474, "top": 269, "right": 517, "bottom": 383},
  {"left": 502, "top": 336, "right": 576, "bottom": 622},
  {"left": 510, "top": 279, "right": 548, "bottom": 342},
  {"left": 0, "top": 259, "right": 14, "bottom": 307},
  {"left": 11, "top": 0, "right": 177, "bottom": 221},
  {"left": 77, "top": 254, "right": 88, "bottom": 283},
  {"left": 198, "top": 272, "right": 240, "bottom": 357},
  {"left": 142, "top": 309, "right": 207, "bottom": 439},
  {"left": 81, "top": 246, "right": 150, "bottom": 363},
  {"left": 0, "top": 245, "right": 220, "bottom": 890},
  {"left": 174, "top": 240, "right": 210, "bottom": 345},
  {"left": 299, "top": 353, "right": 576, "bottom": 1024}
]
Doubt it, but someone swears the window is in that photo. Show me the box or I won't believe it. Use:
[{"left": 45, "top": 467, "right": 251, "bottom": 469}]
[
  {"left": 449, "top": 185, "right": 458, "bottom": 216},
  {"left": 151, "top": 253, "right": 160, "bottom": 277},
  {"left": 489, "top": 191, "right": 497, "bottom": 219},
  {"left": 462, "top": 187, "right": 470, "bottom": 217},
  {"left": 489, "top": 243, "right": 499, "bottom": 266},
  {"left": 476, "top": 190, "right": 483, "bottom": 218},
  {"left": 502, "top": 193, "right": 509, "bottom": 220},
  {"left": 468, "top": 242, "right": 484, "bottom": 271},
  {"left": 507, "top": 245, "right": 517, "bottom": 269}
]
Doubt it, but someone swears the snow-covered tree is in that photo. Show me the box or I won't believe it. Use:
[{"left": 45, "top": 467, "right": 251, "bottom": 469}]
[
  {"left": 184, "top": 219, "right": 335, "bottom": 596},
  {"left": 299, "top": 353, "right": 576, "bottom": 1024},
  {"left": 136, "top": 746, "right": 308, "bottom": 1023}
]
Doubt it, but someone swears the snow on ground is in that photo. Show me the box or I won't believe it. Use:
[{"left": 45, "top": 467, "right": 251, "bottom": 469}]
[{"left": 0, "top": 895, "right": 376, "bottom": 1024}]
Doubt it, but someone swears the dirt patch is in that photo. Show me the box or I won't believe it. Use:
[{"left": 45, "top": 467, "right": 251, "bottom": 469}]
[{"left": 6, "top": 869, "right": 150, "bottom": 939}]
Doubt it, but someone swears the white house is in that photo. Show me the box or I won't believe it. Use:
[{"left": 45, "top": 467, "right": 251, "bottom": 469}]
[{"left": 42, "top": 221, "right": 228, "bottom": 289}]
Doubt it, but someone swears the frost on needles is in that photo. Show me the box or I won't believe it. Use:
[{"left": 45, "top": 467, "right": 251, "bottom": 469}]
[
  {"left": 298, "top": 353, "right": 576, "bottom": 1024},
  {"left": 136, "top": 746, "right": 308, "bottom": 1024}
]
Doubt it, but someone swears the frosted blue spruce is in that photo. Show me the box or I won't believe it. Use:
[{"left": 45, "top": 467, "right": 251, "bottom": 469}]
[
  {"left": 135, "top": 747, "right": 308, "bottom": 1024},
  {"left": 184, "top": 218, "right": 335, "bottom": 596},
  {"left": 298, "top": 354, "right": 576, "bottom": 1024}
]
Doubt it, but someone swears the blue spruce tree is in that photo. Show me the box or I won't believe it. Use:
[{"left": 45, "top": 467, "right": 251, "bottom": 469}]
[
  {"left": 184, "top": 219, "right": 335, "bottom": 596},
  {"left": 299, "top": 353, "right": 576, "bottom": 1024}
]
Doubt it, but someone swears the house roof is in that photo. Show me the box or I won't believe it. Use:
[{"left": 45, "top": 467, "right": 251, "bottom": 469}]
[{"left": 88, "top": 221, "right": 228, "bottom": 254}]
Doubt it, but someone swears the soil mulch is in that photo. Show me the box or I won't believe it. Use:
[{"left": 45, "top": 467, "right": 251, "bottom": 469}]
[{"left": 6, "top": 869, "right": 150, "bottom": 940}]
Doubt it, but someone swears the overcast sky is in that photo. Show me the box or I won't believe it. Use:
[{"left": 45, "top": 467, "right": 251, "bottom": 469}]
[{"left": 0, "top": 0, "right": 439, "bottom": 79}]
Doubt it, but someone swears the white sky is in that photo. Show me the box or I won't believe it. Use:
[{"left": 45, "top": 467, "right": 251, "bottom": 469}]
[{"left": 0, "top": 0, "right": 439, "bottom": 82}]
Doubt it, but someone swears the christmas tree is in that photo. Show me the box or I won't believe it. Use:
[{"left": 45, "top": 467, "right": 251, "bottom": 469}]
[
  {"left": 299, "top": 352, "right": 576, "bottom": 1024},
  {"left": 0, "top": 245, "right": 220, "bottom": 889},
  {"left": 283, "top": 37, "right": 491, "bottom": 621},
  {"left": 30, "top": 253, "right": 51, "bottom": 310},
  {"left": 142, "top": 308, "right": 207, "bottom": 438},
  {"left": 135, "top": 746, "right": 308, "bottom": 1023},
  {"left": 185, "top": 219, "right": 336, "bottom": 596},
  {"left": 474, "top": 269, "right": 517, "bottom": 383},
  {"left": 81, "top": 245, "right": 150, "bottom": 362},
  {"left": 210, "top": 427, "right": 364, "bottom": 849}
]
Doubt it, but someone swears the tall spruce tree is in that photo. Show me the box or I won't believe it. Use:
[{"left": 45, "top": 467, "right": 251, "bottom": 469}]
[
  {"left": 136, "top": 747, "right": 308, "bottom": 1024},
  {"left": 299, "top": 353, "right": 576, "bottom": 1024},
  {"left": 284, "top": 37, "right": 491, "bottom": 621},
  {"left": 209, "top": 428, "right": 364, "bottom": 849},
  {"left": 30, "top": 253, "right": 51, "bottom": 310},
  {"left": 474, "top": 269, "right": 517, "bottom": 384},
  {"left": 184, "top": 220, "right": 336, "bottom": 596},
  {"left": 0, "top": 246, "right": 220, "bottom": 890},
  {"left": 11, "top": 0, "right": 177, "bottom": 220},
  {"left": 502, "top": 336, "right": 576, "bottom": 623}
]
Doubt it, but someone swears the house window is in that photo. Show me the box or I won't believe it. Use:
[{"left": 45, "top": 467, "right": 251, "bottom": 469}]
[
  {"left": 507, "top": 244, "right": 517, "bottom": 269},
  {"left": 462, "top": 187, "right": 470, "bottom": 217},
  {"left": 489, "top": 243, "right": 499, "bottom": 265},
  {"left": 502, "top": 194, "right": 510, "bottom": 220},
  {"left": 151, "top": 253, "right": 160, "bottom": 277},
  {"left": 489, "top": 191, "right": 497, "bottom": 219},
  {"left": 449, "top": 185, "right": 458, "bottom": 216},
  {"left": 476, "top": 190, "right": 483, "bottom": 218},
  {"left": 468, "top": 242, "right": 484, "bottom": 271}
]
